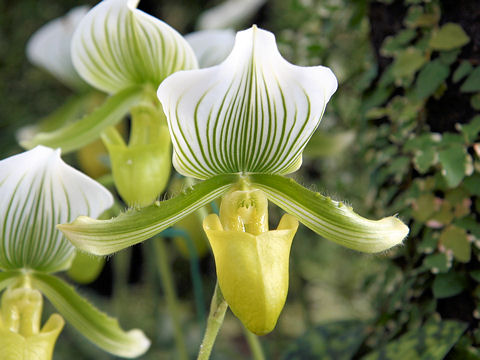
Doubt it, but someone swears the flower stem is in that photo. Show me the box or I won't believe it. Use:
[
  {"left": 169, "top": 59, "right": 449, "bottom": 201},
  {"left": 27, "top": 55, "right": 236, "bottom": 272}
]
[
  {"left": 153, "top": 238, "right": 188, "bottom": 360},
  {"left": 197, "top": 282, "right": 228, "bottom": 360},
  {"left": 243, "top": 328, "right": 265, "bottom": 360}
]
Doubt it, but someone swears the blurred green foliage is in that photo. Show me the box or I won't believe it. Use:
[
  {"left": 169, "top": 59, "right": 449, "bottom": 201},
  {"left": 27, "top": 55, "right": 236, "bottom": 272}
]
[{"left": 1, "top": 0, "right": 479, "bottom": 358}]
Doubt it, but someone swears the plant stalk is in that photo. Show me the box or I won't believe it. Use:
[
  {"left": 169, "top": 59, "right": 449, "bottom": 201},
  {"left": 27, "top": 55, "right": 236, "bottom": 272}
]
[
  {"left": 154, "top": 238, "right": 188, "bottom": 360},
  {"left": 244, "top": 327, "right": 265, "bottom": 360},
  {"left": 197, "top": 282, "right": 228, "bottom": 360}
]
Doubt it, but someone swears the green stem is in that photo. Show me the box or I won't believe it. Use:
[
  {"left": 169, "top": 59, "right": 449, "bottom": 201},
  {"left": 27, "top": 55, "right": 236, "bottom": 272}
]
[
  {"left": 197, "top": 282, "right": 228, "bottom": 360},
  {"left": 113, "top": 248, "right": 130, "bottom": 315},
  {"left": 243, "top": 328, "right": 265, "bottom": 360},
  {"left": 153, "top": 238, "right": 188, "bottom": 360}
]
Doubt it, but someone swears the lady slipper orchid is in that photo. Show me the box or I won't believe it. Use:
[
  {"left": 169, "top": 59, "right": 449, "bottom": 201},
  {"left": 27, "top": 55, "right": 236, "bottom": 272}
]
[
  {"left": 23, "top": 0, "right": 198, "bottom": 207},
  {"left": 0, "top": 146, "right": 149, "bottom": 358},
  {"left": 59, "top": 26, "right": 409, "bottom": 336}
]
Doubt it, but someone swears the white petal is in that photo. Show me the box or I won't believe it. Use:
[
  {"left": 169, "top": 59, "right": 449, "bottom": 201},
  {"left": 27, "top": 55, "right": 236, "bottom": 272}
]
[
  {"left": 0, "top": 146, "right": 113, "bottom": 272},
  {"left": 158, "top": 26, "right": 338, "bottom": 179},
  {"left": 197, "top": 0, "right": 266, "bottom": 30},
  {"left": 185, "top": 29, "right": 235, "bottom": 68},
  {"left": 71, "top": 0, "right": 197, "bottom": 94},
  {"left": 26, "top": 6, "right": 89, "bottom": 90}
]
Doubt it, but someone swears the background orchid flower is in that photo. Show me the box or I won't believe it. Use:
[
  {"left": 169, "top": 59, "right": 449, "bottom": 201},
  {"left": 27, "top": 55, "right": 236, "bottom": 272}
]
[
  {"left": 22, "top": 0, "right": 198, "bottom": 207},
  {"left": 58, "top": 26, "right": 409, "bottom": 337},
  {"left": 196, "top": 0, "right": 266, "bottom": 30},
  {"left": 26, "top": 6, "right": 89, "bottom": 91},
  {"left": 19, "top": 5, "right": 107, "bottom": 157},
  {"left": 0, "top": 146, "right": 149, "bottom": 358},
  {"left": 185, "top": 29, "right": 235, "bottom": 68}
]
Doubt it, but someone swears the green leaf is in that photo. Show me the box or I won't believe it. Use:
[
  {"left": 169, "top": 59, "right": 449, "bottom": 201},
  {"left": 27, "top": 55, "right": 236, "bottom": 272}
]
[
  {"left": 423, "top": 253, "right": 450, "bottom": 273},
  {"left": 414, "top": 60, "right": 450, "bottom": 99},
  {"left": 457, "top": 115, "right": 480, "bottom": 144},
  {"left": 471, "top": 270, "right": 480, "bottom": 282},
  {"left": 21, "top": 85, "right": 144, "bottom": 154},
  {"left": 455, "top": 215, "right": 480, "bottom": 238},
  {"left": 284, "top": 320, "right": 367, "bottom": 360},
  {"left": 438, "top": 145, "right": 467, "bottom": 188},
  {"left": 304, "top": 131, "right": 355, "bottom": 157},
  {"left": 392, "top": 47, "right": 426, "bottom": 78},
  {"left": 439, "top": 49, "right": 461, "bottom": 65},
  {"left": 429, "top": 23, "right": 470, "bottom": 51},
  {"left": 72, "top": 0, "right": 197, "bottom": 94},
  {"left": 433, "top": 271, "right": 466, "bottom": 298},
  {"left": 413, "top": 147, "right": 437, "bottom": 173},
  {"left": 157, "top": 26, "right": 338, "bottom": 179},
  {"left": 362, "top": 319, "right": 467, "bottom": 360},
  {"left": 59, "top": 174, "right": 238, "bottom": 255},
  {"left": 440, "top": 225, "right": 471, "bottom": 263},
  {"left": 0, "top": 146, "right": 113, "bottom": 273},
  {"left": 30, "top": 272, "right": 150, "bottom": 358},
  {"left": 417, "top": 230, "right": 438, "bottom": 253},
  {"left": 471, "top": 93, "right": 480, "bottom": 110},
  {"left": 249, "top": 174, "right": 409, "bottom": 253},
  {"left": 463, "top": 172, "right": 480, "bottom": 196},
  {"left": 461, "top": 67, "right": 480, "bottom": 93},
  {"left": 381, "top": 29, "right": 417, "bottom": 57},
  {"left": 412, "top": 193, "right": 437, "bottom": 222},
  {"left": 453, "top": 62, "right": 473, "bottom": 83}
]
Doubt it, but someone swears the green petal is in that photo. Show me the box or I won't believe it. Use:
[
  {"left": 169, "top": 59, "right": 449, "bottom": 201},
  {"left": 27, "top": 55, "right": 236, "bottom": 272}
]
[
  {"left": 71, "top": 0, "right": 197, "bottom": 94},
  {"left": 158, "top": 26, "right": 337, "bottom": 179},
  {"left": 0, "top": 146, "right": 113, "bottom": 272},
  {"left": 30, "top": 272, "right": 150, "bottom": 358},
  {"left": 21, "top": 85, "right": 144, "bottom": 154},
  {"left": 26, "top": 6, "right": 90, "bottom": 90},
  {"left": 58, "top": 174, "right": 238, "bottom": 255},
  {"left": 249, "top": 174, "right": 409, "bottom": 253},
  {"left": 17, "top": 91, "right": 104, "bottom": 145}
]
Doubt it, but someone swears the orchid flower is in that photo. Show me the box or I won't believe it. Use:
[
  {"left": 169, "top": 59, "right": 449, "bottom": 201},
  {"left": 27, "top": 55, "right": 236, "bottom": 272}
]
[
  {"left": 59, "top": 26, "right": 409, "bottom": 337},
  {"left": 0, "top": 146, "right": 149, "bottom": 358},
  {"left": 19, "top": 5, "right": 103, "bottom": 152},
  {"left": 23, "top": 0, "right": 197, "bottom": 207}
]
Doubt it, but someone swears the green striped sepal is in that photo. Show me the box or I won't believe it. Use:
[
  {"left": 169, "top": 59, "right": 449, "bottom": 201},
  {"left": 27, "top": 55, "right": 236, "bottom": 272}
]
[
  {"left": 0, "top": 146, "right": 113, "bottom": 273},
  {"left": 71, "top": 0, "right": 198, "bottom": 94},
  {"left": 157, "top": 25, "right": 338, "bottom": 179}
]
